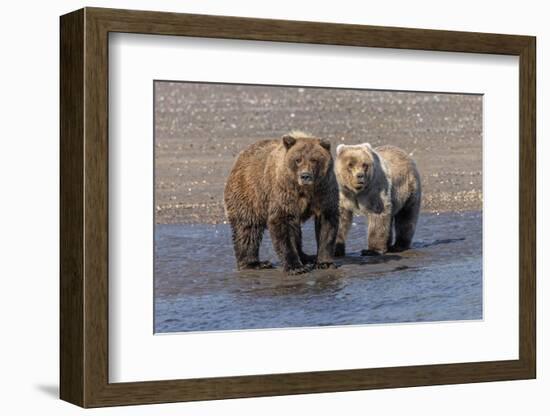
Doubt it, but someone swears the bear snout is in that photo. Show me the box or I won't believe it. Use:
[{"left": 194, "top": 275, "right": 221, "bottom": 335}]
[{"left": 298, "top": 171, "right": 314, "bottom": 185}]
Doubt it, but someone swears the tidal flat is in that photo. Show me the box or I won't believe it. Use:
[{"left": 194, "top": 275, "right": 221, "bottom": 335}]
[{"left": 154, "top": 211, "right": 482, "bottom": 333}]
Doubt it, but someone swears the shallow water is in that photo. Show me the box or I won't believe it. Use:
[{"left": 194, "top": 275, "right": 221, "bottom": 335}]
[{"left": 154, "top": 211, "right": 482, "bottom": 333}]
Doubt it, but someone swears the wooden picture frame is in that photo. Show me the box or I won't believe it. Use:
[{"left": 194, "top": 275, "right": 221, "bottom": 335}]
[{"left": 60, "top": 7, "right": 536, "bottom": 408}]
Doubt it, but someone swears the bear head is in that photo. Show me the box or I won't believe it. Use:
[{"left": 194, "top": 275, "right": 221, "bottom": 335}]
[
  {"left": 335, "top": 143, "right": 380, "bottom": 193},
  {"left": 281, "top": 131, "right": 332, "bottom": 187}
]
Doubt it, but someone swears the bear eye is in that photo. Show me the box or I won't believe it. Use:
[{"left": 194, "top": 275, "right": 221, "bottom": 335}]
[
  {"left": 295, "top": 157, "right": 303, "bottom": 164},
  {"left": 348, "top": 162, "right": 354, "bottom": 169},
  {"left": 363, "top": 163, "right": 368, "bottom": 170}
]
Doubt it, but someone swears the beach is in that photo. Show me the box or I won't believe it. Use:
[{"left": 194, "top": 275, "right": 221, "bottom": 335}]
[{"left": 154, "top": 82, "right": 482, "bottom": 224}]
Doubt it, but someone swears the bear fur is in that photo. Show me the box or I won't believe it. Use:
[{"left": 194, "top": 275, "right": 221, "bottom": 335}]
[
  {"left": 334, "top": 143, "right": 421, "bottom": 256},
  {"left": 224, "top": 131, "right": 339, "bottom": 275}
]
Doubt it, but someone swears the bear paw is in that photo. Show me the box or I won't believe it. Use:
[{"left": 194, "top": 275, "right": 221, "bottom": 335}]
[
  {"left": 389, "top": 245, "right": 409, "bottom": 253},
  {"left": 256, "top": 261, "right": 275, "bottom": 269},
  {"left": 286, "top": 264, "right": 314, "bottom": 276},
  {"left": 315, "top": 261, "right": 337, "bottom": 270},
  {"left": 334, "top": 242, "right": 346, "bottom": 257},
  {"left": 240, "top": 261, "right": 274, "bottom": 270}
]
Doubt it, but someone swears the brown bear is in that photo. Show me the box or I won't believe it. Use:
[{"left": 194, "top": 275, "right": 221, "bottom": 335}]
[
  {"left": 224, "top": 131, "right": 339, "bottom": 275},
  {"left": 334, "top": 143, "right": 421, "bottom": 256}
]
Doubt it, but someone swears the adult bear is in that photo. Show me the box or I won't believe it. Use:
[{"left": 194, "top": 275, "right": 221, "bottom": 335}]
[
  {"left": 334, "top": 143, "right": 421, "bottom": 256},
  {"left": 224, "top": 131, "right": 339, "bottom": 275}
]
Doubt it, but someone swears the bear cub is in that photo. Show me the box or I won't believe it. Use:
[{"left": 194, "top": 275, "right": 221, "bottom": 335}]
[
  {"left": 334, "top": 143, "right": 421, "bottom": 256},
  {"left": 224, "top": 131, "right": 339, "bottom": 275}
]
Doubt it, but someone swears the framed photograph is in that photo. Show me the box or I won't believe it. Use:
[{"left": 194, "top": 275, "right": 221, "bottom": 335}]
[{"left": 60, "top": 7, "right": 536, "bottom": 408}]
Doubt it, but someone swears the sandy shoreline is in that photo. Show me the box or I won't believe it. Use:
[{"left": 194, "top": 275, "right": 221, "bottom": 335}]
[{"left": 155, "top": 82, "right": 482, "bottom": 224}]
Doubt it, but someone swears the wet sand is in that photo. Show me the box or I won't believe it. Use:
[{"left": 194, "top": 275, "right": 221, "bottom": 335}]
[
  {"left": 155, "top": 82, "right": 482, "bottom": 224},
  {"left": 155, "top": 212, "right": 482, "bottom": 333}
]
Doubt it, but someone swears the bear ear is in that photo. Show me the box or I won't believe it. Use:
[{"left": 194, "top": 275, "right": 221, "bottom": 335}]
[
  {"left": 282, "top": 134, "right": 296, "bottom": 150},
  {"left": 336, "top": 144, "right": 346, "bottom": 156},
  {"left": 319, "top": 138, "right": 331, "bottom": 151}
]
